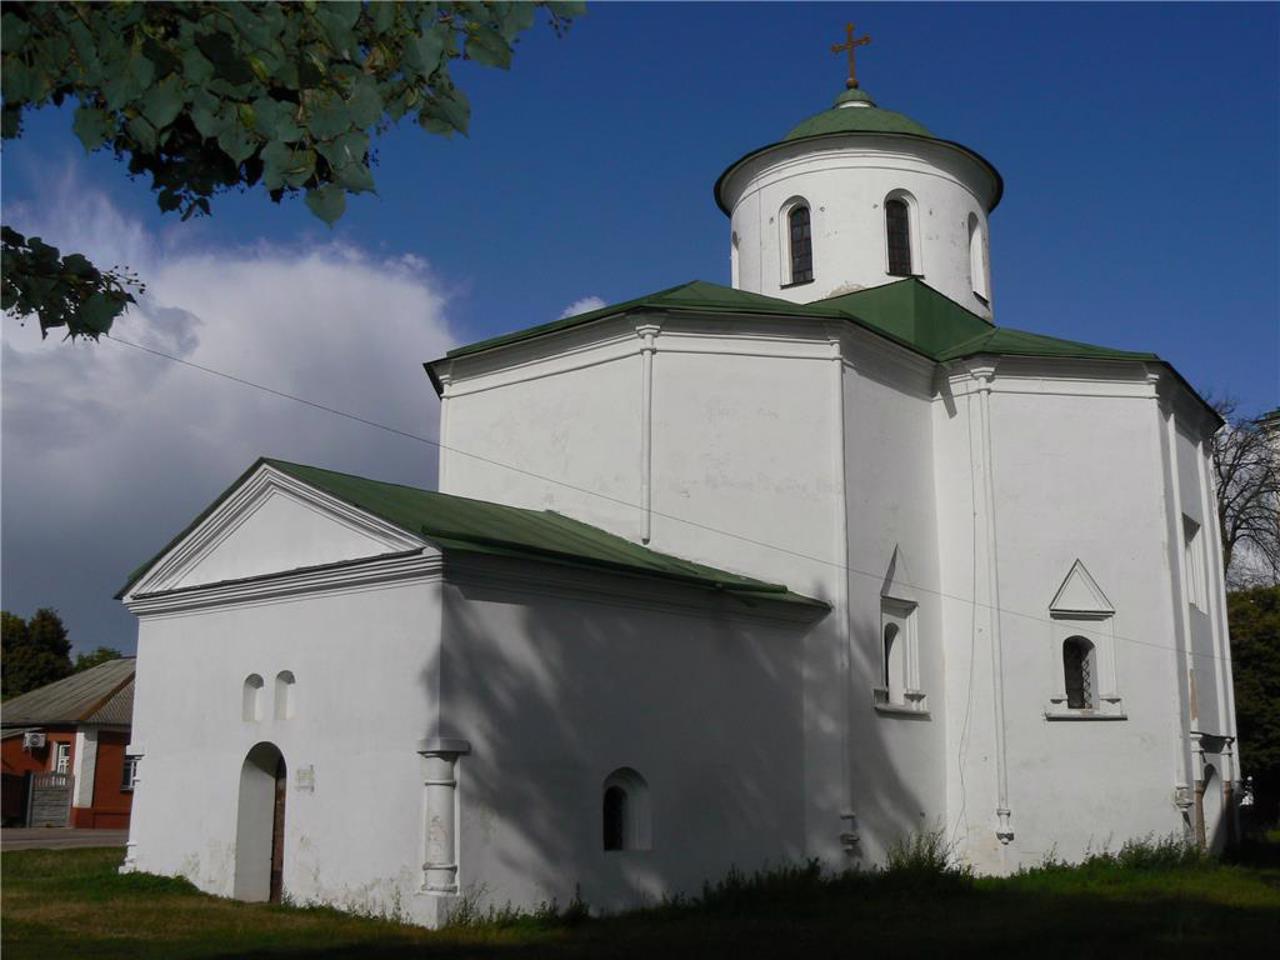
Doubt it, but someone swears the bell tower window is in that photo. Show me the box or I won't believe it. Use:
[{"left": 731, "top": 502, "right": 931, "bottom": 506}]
[
  {"left": 787, "top": 204, "right": 813, "bottom": 285},
  {"left": 885, "top": 197, "right": 913, "bottom": 277}
]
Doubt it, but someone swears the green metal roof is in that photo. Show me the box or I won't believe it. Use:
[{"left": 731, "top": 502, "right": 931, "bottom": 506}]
[
  {"left": 440, "top": 280, "right": 849, "bottom": 360},
  {"left": 426, "top": 275, "right": 1216, "bottom": 423},
  {"left": 432, "top": 277, "right": 1162, "bottom": 370},
  {"left": 1, "top": 658, "right": 135, "bottom": 727},
  {"left": 119, "top": 459, "right": 827, "bottom": 609},
  {"left": 784, "top": 88, "right": 933, "bottom": 140}
]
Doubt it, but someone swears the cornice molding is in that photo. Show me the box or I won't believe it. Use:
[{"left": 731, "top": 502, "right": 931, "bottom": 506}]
[
  {"left": 444, "top": 553, "right": 828, "bottom": 626},
  {"left": 127, "top": 550, "right": 442, "bottom": 616}
]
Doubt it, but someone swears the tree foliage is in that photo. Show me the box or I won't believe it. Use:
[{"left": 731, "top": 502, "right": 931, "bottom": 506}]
[
  {"left": 1210, "top": 399, "right": 1280, "bottom": 589},
  {"left": 0, "top": 0, "right": 582, "bottom": 338},
  {"left": 1228, "top": 586, "right": 1280, "bottom": 823},
  {"left": 1, "top": 608, "right": 73, "bottom": 699},
  {"left": 73, "top": 645, "right": 125, "bottom": 673}
]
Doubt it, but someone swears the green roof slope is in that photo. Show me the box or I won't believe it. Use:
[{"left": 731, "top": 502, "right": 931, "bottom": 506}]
[
  {"left": 445, "top": 280, "right": 847, "bottom": 360},
  {"left": 435, "top": 277, "right": 1158, "bottom": 369},
  {"left": 121, "top": 459, "right": 826, "bottom": 609}
]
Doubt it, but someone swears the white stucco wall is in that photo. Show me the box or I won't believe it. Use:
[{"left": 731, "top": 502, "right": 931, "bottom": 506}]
[
  {"left": 932, "top": 360, "right": 1232, "bottom": 871},
  {"left": 126, "top": 576, "right": 445, "bottom": 923},
  {"left": 436, "top": 555, "right": 818, "bottom": 914},
  {"left": 720, "top": 135, "right": 998, "bottom": 318}
]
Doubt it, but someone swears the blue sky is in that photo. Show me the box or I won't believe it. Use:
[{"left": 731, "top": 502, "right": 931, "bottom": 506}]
[{"left": 3, "top": 2, "right": 1278, "bottom": 654}]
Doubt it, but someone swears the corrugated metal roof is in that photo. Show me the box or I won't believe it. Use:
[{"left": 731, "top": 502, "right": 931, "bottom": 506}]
[{"left": 1, "top": 658, "right": 135, "bottom": 727}]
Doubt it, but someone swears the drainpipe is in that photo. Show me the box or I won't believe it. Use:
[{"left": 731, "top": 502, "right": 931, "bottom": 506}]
[
  {"left": 636, "top": 323, "right": 661, "bottom": 544},
  {"left": 972, "top": 363, "right": 1013, "bottom": 846}
]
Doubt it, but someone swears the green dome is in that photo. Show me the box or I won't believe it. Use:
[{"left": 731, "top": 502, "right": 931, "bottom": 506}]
[{"left": 784, "top": 88, "right": 933, "bottom": 141}]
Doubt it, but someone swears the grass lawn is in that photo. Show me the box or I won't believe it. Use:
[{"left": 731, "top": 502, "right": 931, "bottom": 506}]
[{"left": 3, "top": 842, "right": 1279, "bottom": 959}]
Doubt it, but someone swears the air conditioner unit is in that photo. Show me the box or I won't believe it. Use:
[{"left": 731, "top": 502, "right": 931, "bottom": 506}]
[{"left": 22, "top": 731, "right": 46, "bottom": 750}]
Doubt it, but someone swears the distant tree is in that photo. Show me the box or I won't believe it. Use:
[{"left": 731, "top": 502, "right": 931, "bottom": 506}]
[
  {"left": 73, "top": 646, "right": 124, "bottom": 673},
  {"left": 1210, "top": 400, "right": 1280, "bottom": 589},
  {"left": 1, "top": 608, "right": 73, "bottom": 698},
  {"left": 1228, "top": 586, "right": 1280, "bottom": 823},
  {"left": 1, "top": 0, "right": 583, "bottom": 339}
]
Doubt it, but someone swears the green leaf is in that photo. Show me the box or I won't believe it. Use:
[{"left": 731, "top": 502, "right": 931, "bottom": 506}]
[
  {"left": 315, "top": 130, "right": 369, "bottom": 171},
  {"left": 346, "top": 75, "right": 382, "bottom": 129},
  {"left": 251, "top": 96, "right": 303, "bottom": 143},
  {"left": 405, "top": 23, "right": 447, "bottom": 78},
  {"left": 79, "top": 292, "right": 122, "bottom": 335},
  {"left": 261, "top": 140, "right": 315, "bottom": 191},
  {"left": 423, "top": 84, "right": 470, "bottom": 136},
  {"left": 217, "top": 122, "right": 257, "bottom": 165},
  {"left": 126, "top": 115, "right": 158, "bottom": 154},
  {"left": 182, "top": 47, "right": 215, "bottom": 85},
  {"left": 72, "top": 106, "right": 113, "bottom": 151},
  {"left": 466, "top": 25, "right": 513, "bottom": 69},
  {"left": 190, "top": 91, "right": 230, "bottom": 140},
  {"left": 304, "top": 91, "right": 350, "bottom": 141},
  {"left": 305, "top": 183, "right": 346, "bottom": 225},
  {"left": 140, "top": 75, "right": 185, "bottom": 130},
  {"left": 335, "top": 161, "right": 375, "bottom": 194}
]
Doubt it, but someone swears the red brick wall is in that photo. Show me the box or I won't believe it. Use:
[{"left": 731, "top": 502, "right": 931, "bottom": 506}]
[{"left": 85, "top": 731, "right": 133, "bottom": 829}]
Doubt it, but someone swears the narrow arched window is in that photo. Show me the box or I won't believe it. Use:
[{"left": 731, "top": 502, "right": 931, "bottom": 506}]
[
  {"left": 602, "top": 767, "right": 651, "bottom": 851},
  {"left": 1063, "top": 637, "right": 1095, "bottom": 710},
  {"left": 603, "top": 785, "right": 627, "bottom": 851},
  {"left": 242, "top": 674, "right": 264, "bottom": 722},
  {"left": 274, "top": 671, "right": 296, "bottom": 721},
  {"left": 885, "top": 198, "right": 912, "bottom": 276},
  {"left": 882, "top": 623, "right": 901, "bottom": 701},
  {"left": 968, "top": 213, "right": 989, "bottom": 301},
  {"left": 788, "top": 205, "right": 813, "bottom": 284}
]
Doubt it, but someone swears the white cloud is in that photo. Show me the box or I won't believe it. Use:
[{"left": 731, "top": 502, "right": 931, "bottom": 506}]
[
  {"left": 1, "top": 168, "right": 457, "bottom": 653},
  {"left": 557, "top": 295, "right": 606, "bottom": 319}
]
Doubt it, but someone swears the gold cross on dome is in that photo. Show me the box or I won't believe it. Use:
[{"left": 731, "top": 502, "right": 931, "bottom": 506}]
[{"left": 831, "top": 23, "right": 871, "bottom": 89}]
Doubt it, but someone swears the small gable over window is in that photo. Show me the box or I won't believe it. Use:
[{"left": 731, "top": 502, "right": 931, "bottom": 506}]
[{"left": 1046, "top": 560, "right": 1125, "bottom": 720}]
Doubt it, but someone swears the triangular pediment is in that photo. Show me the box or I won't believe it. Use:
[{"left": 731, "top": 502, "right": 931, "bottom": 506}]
[
  {"left": 881, "top": 545, "right": 919, "bottom": 604},
  {"left": 1049, "top": 560, "right": 1114, "bottom": 618},
  {"left": 126, "top": 463, "right": 426, "bottom": 598}
]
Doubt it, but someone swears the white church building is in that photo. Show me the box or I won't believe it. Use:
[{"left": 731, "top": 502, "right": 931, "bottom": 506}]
[{"left": 119, "top": 70, "right": 1239, "bottom": 924}]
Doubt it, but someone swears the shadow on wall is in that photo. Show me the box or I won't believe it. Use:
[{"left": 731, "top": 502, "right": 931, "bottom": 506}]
[{"left": 420, "top": 569, "right": 931, "bottom": 915}]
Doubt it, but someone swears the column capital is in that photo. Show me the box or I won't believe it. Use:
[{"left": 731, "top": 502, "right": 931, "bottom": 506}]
[{"left": 416, "top": 737, "right": 471, "bottom": 757}]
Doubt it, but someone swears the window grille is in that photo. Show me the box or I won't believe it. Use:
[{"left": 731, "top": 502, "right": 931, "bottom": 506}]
[
  {"left": 1063, "top": 638, "right": 1094, "bottom": 709},
  {"left": 886, "top": 198, "right": 912, "bottom": 276}
]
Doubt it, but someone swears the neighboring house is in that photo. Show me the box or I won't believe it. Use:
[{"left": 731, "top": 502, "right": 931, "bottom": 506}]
[
  {"left": 1, "top": 658, "right": 136, "bottom": 828},
  {"left": 120, "top": 70, "right": 1237, "bottom": 925}
]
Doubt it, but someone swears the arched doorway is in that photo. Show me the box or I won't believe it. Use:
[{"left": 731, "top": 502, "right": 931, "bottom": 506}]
[
  {"left": 234, "top": 742, "right": 286, "bottom": 902},
  {"left": 1201, "top": 764, "right": 1224, "bottom": 855}
]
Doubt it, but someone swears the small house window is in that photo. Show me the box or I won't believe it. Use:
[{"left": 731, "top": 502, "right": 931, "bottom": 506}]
[
  {"left": 876, "top": 597, "right": 926, "bottom": 713},
  {"left": 788, "top": 205, "right": 813, "bottom": 284},
  {"left": 883, "top": 623, "right": 903, "bottom": 703},
  {"left": 1063, "top": 637, "right": 1095, "bottom": 710},
  {"left": 601, "top": 767, "right": 651, "bottom": 851},
  {"left": 53, "top": 742, "right": 70, "bottom": 774},
  {"left": 242, "top": 674, "right": 264, "bottom": 722},
  {"left": 122, "top": 755, "right": 139, "bottom": 791},
  {"left": 885, "top": 198, "right": 913, "bottom": 276}
]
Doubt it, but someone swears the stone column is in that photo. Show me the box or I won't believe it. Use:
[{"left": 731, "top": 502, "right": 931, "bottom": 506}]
[{"left": 417, "top": 738, "right": 470, "bottom": 895}]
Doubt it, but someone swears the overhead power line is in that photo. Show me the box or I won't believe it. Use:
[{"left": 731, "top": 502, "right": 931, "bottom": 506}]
[{"left": 106, "top": 333, "right": 1238, "bottom": 667}]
